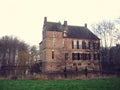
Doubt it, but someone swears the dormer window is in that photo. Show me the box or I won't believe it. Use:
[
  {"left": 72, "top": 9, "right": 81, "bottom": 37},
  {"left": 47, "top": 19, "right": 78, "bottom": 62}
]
[{"left": 63, "top": 30, "right": 67, "bottom": 37}]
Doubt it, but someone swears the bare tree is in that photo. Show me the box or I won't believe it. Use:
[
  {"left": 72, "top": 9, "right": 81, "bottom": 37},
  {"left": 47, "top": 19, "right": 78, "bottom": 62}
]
[
  {"left": 0, "top": 36, "right": 29, "bottom": 77},
  {"left": 91, "top": 21, "right": 119, "bottom": 75},
  {"left": 92, "top": 20, "right": 117, "bottom": 48},
  {"left": 114, "top": 17, "right": 120, "bottom": 44},
  {"left": 30, "top": 45, "right": 38, "bottom": 62}
]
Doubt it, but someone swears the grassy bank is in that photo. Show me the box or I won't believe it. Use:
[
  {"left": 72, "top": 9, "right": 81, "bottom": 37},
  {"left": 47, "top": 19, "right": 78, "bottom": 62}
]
[{"left": 0, "top": 78, "right": 120, "bottom": 90}]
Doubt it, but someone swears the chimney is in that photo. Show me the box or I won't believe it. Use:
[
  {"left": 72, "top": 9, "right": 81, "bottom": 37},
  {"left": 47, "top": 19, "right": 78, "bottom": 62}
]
[
  {"left": 44, "top": 17, "right": 47, "bottom": 23},
  {"left": 85, "top": 23, "right": 87, "bottom": 28},
  {"left": 64, "top": 21, "right": 67, "bottom": 27}
]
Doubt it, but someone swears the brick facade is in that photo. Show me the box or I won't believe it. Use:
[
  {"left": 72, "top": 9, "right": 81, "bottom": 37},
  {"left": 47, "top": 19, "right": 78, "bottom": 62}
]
[{"left": 40, "top": 17, "right": 100, "bottom": 73}]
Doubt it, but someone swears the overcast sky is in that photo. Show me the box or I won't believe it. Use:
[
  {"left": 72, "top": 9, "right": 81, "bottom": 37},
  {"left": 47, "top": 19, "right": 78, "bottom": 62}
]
[{"left": 0, "top": 0, "right": 120, "bottom": 46}]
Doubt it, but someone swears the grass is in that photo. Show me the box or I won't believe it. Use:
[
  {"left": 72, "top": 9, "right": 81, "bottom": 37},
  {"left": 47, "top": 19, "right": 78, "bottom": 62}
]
[{"left": 0, "top": 78, "right": 120, "bottom": 90}]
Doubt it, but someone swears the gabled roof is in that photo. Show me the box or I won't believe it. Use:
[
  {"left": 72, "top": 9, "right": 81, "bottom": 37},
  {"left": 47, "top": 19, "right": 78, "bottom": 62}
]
[{"left": 44, "top": 20, "right": 100, "bottom": 40}]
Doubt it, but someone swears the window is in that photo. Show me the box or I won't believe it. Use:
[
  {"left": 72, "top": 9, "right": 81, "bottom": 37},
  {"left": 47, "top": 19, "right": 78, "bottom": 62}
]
[
  {"left": 72, "top": 40, "right": 77, "bottom": 49},
  {"left": 74, "top": 40, "right": 77, "bottom": 49},
  {"left": 72, "top": 40, "right": 83, "bottom": 49},
  {"left": 93, "top": 41, "right": 100, "bottom": 50},
  {"left": 88, "top": 54, "right": 91, "bottom": 60},
  {"left": 93, "top": 54, "right": 97, "bottom": 60},
  {"left": 80, "top": 53, "right": 83, "bottom": 60},
  {"left": 74, "top": 53, "right": 78, "bottom": 60},
  {"left": 72, "top": 53, "right": 79, "bottom": 60},
  {"left": 77, "top": 41, "right": 79, "bottom": 49},
  {"left": 72, "top": 53, "right": 90, "bottom": 60},
  {"left": 82, "top": 41, "right": 86, "bottom": 49},
  {"left": 90, "top": 42, "right": 93, "bottom": 50},
  {"left": 86, "top": 54, "right": 91, "bottom": 60},
  {"left": 82, "top": 53, "right": 87, "bottom": 60},
  {"left": 52, "top": 51, "right": 54, "bottom": 59},
  {"left": 82, "top": 53, "right": 84, "bottom": 60},
  {"left": 78, "top": 53, "right": 80, "bottom": 60},
  {"left": 79, "top": 40, "right": 82, "bottom": 49},
  {"left": 81, "top": 54, "right": 83, "bottom": 60},
  {"left": 93, "top": 42, "right": 100, "bottom": 50},
  {"left": 86, "top": 41, "right": 89, "bottom": 49},
  {"left": 93, "top": 53, "right": 100, "bottom": 60},
  {"left": 97, "top": 43, "right": 100, "bottom": 49}
]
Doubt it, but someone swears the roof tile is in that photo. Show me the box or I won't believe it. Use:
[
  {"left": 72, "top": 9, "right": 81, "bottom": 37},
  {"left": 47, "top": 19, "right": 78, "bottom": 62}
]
[{"left": 44, "top": 22, "right": 100, "bottom": 40}]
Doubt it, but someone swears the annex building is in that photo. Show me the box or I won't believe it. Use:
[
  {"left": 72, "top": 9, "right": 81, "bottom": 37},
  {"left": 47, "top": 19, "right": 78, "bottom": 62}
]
[{"left": 39, "top": 17, "right": 100, "bottom": 73}]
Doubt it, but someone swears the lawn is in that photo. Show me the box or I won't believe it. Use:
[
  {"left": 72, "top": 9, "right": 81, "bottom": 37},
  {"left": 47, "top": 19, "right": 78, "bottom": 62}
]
[{"left": 0, "top": 78, "right": 120, "bottom": 90}]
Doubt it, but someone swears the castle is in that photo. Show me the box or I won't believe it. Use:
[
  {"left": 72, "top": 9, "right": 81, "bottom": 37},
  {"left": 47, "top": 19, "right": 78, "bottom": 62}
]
[{"left": 39, "top": 17, "right": 100, "bottom": 73}]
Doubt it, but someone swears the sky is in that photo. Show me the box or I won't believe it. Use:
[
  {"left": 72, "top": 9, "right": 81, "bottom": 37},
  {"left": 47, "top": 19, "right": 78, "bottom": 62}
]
[{"left": 0, "top": 0, "right": 120, "bottom": 46}]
